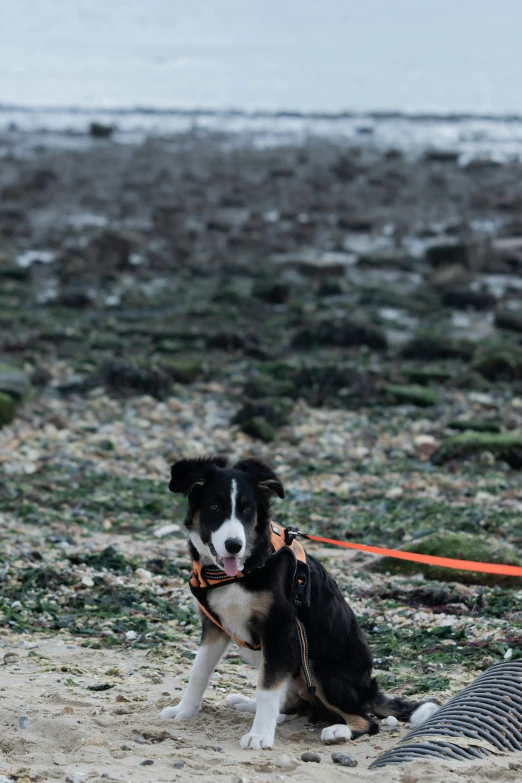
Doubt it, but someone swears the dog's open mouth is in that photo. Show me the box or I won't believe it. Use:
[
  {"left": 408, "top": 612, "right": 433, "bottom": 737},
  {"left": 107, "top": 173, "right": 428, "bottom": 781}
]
[
  {"left": 216, "top": 555, "right": 240, "bottom": 577},
  {"left": 208, "top": 543, "right": 240, "bottom": 576}
]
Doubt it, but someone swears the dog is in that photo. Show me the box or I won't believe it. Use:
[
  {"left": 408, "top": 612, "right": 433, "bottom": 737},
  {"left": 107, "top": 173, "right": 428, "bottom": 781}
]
[{"left": 160, "top": 455, "right": 439, "bottom": 749}]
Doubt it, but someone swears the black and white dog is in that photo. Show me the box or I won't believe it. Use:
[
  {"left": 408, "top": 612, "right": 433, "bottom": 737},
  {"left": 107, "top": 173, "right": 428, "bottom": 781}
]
[{"left": 160, "top": 455, "right": 438, "bottom": 749}]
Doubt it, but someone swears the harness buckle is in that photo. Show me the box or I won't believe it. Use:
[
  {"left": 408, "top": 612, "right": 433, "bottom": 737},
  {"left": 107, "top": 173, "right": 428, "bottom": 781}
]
[{"left": 283, "top": 525, "right": 300, "bottom": 546}]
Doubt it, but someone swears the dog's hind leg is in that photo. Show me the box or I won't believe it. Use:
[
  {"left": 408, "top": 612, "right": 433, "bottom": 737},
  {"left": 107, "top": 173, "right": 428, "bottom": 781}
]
[
  {"left": 161, "top": 623, "right": 229, "bottom": 721},
  {"left": 311, "top": 660, "right": 379, "bottom": 744}
]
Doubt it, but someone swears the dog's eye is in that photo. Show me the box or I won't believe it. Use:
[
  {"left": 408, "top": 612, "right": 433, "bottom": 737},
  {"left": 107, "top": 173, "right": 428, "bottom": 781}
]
[
  {"left": 244, "top": 506, "right": 252, "bottom": 513},
  {"left": 211, "top": 504, "right": 219, "bottom": 511}
]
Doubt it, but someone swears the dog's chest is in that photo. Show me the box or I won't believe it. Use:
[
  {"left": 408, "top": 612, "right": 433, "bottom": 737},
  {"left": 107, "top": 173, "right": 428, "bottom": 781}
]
[{"left": 207, "top": 583, "right": 270, "bottom": 646}]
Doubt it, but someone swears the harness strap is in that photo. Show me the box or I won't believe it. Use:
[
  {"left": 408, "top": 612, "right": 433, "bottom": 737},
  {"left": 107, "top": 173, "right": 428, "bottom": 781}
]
[
  {"left": 188, "top": 524, "right": 315, "bottom": 690},
  {"left": 295, "top": 618, "right": 316, "bottom": 695}
]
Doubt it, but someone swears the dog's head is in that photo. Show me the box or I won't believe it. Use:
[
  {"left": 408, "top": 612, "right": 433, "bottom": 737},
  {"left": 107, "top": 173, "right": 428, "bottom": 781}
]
[{"left": 169, "top": 455, "right": 284, "bottom": 576}]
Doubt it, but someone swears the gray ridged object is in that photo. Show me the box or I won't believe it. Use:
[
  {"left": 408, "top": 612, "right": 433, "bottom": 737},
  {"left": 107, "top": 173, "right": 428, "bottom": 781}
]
[{"left": 370, "top": 660, "right": 522, "bottom": 768}]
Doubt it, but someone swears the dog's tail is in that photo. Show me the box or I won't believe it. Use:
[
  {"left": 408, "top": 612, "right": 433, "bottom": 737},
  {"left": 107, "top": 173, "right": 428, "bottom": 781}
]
[{"left": 364, "top": 680, "right": 440, "bottom": 726}]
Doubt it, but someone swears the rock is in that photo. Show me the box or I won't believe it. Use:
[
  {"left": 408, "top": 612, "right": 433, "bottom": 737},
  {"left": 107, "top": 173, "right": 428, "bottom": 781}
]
[
  {"left": 429, "top": 262, "right": 471, "bottom": 290},
  {"left": 424, "top": 149, "right": 460, "bottom": 163},
  {"left": 3, "top": 653, "right": 19, "bottom": 665},
  {"left": 292, "top": 319, "right": 387, "bottom": 351},
  {"left": 441, "top": 288, "right": 497, "bottom": 311},
  {"left": 293, "top": 365, "right": 376, "bottom": 408},
  {"left": 160, "top": 358, "right": 204, "bottom": 384},
  {"left": 243, "top": 376, "right": 296, "bottom": 400},
  {"left": 401, "top": 335, "right": 473, "bottom": 361},
  {"left": 495, "top": 309, "right": 522, "bottom": 333},
  {"left": 0, "top": 362, "right": 30, "bottom": 399},
  {"left": 173, "top": 760, "right": 185, "bottom": 769},
  {"left": 252, "top": 280, "right": 289, "bottom": 304},
  {"left": 372, "top": 531, "right": 522, "bottom": 586},
  {"left": 447, "top": 419, "right": 501, "bottom": 433},
  {"left": 471, "top": 341, "right": 522, "bottom": 382},
  {"left": 317, "top": 279, "right": 343, "bottom": 297},
  {"left": 490, "top": 236, "right": 522, "bottom": 269},
  {"left": 65, "top": 775, "right": 86, "bottom": 783},
  {"left": 238, "top": 416, "right": 276, "bottom": 443},
  {"left": 206, "top": 333, "right": 246, "bottom": 352},
  {"left": 357, "top": 249, "right": 416, "bottom": 271},
  {"left": 331, "top": 751, "right": 358, "bottom": 766},
  {"left": 233, "top": 398, "right": 292, "bottom": 429},
  {"left": 101, "top": 360, "right": 171, "bottom": 399},
  {"left": 18, "top": 716, "right": 29, "bottom": 729},
  {"left": 140, "top": 759, "right": 154, "bottom": 766},
  {"left": 85, "top": 231, "right": 132, "bottom": 272},
  {"left": 153, "top": 524, "right": 181, "bottom": 538},
  {"left": 426, "top": 243, "right": 469, "bottom": 267},
  {"left": 400, "top": 366, "right": 452, "bottom": 385},
  {"left": 381, "top": 716, "right": 399, "bottom": 727},
  {"left": 431, "top": 432, "right": 522, "bottom": 469},
  {"left": 89, "top": 121, "right": 114, "bottom": 138},
  {"left": 383, "top": 384, "right": 439, "bottom": 407},
  {"left": 276, "top": 754, "right": 295, "bottom": 769},
  {"left": 0, "top": 392, "right": 15, "bottom": 427},
  {"left": 301, "top": 751, "right": 321, "bottom": 763}
]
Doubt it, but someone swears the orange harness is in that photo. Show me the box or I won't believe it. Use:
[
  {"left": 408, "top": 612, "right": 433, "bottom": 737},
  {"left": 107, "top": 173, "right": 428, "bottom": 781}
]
[{"left": 189, "top": 523, "right": 315, "bottom": 693}]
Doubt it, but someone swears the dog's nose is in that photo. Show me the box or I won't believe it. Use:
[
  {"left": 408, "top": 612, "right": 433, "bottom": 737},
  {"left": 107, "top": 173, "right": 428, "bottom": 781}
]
[{"left": 224, "top": 538, "right": 243, "bottom": 555}]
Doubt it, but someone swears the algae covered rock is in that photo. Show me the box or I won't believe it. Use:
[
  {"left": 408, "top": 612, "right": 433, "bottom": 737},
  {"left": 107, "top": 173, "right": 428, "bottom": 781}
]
[
  {"left": 383, "top": 384, "right": 439, "bottom": 407},
  {"left": 0, "top": 391, "right": 15, "bottom": 427},
  {"left": 371, "top": 531, "right": 521, "bottom": 585},
  {"left": 471, "top": 340, "right": 522, "bottom": 382},
  {"left": 238, "top": 416, "right": 276, "bottom": 442},
  {"left": 447, "top": 419, "right": 501, "bottom": 434},
  {"left": 0, "top": 362, "right": 30, "bottom": 399},
  {"left": 431, "top": 432, "right": 522, "bottom": 468}
]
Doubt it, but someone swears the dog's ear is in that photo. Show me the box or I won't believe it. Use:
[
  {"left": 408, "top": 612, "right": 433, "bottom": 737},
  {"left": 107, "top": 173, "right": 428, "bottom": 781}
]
[
  {"left": 234, "top": 458, "right": 285, "bottom": 499},
  {"left": 169, "top": 455, "right": 229, "bottom": 495}
]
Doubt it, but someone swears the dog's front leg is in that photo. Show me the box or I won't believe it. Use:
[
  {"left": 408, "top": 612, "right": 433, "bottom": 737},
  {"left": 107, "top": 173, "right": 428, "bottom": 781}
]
[
  {"left": 240, "top": 617, "right": 297, "bottom": 750},
  {"left": 161, "top": 624, "right": 229, "bottom": 721},
  {"left": 239, "top": 667, "right": 288, "bottom": 750}
]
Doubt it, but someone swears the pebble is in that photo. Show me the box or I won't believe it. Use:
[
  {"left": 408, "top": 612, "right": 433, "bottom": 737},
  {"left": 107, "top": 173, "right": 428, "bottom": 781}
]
[
  {"left": 173, "top": 760, "right": 185, "bottom": 769},
  {"left": 382, "top": 715, "right": 399, "bottom": 727},
  {"left": 3, "top": 653, "right": 19, "bottom": 665},
  {"left": 331, "top": 752, "right": 358, "bottom": 767},
  {"left": 120, "top": 744, "right": 132, "bottom": 751},
  {"left": 154, "top": 523, "right": 181, "bottom": 538},
  {"left": 301, "top": 751, "right": 321, "bottom": 763},
  {"left": 140, "top": 759, "right": 154, "bottom": 766},
  {"left": 65, "top": 775, "right": 85, "bottom": 783},
  {"left": 18, "top": 716, "right": 29, "bottom": 729},
  {"left": 276, "top": 754, "right": 292, "bottom": 769},
  {"left": 125, "top": 630, "right": 137, "bottom": 641}
]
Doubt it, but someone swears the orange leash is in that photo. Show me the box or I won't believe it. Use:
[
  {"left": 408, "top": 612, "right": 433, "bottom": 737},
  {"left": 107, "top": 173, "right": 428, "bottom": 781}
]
[{"left": 296, "top": 532, "right": 522, "bottom": 578}]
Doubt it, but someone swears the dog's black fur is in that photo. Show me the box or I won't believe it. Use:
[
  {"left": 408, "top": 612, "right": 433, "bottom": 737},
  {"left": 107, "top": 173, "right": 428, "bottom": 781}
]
[{"left": 167, "top": 454, "right": 431, "bottom": 742}]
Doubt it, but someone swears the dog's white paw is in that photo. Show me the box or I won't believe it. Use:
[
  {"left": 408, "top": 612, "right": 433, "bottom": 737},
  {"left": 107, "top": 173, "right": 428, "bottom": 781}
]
[
  {"left": 321, "top": 724, "right": 352, "bottom": 744},
  {"left": 226, "top": 694, "right": 257, "bottom": 713},
  {"left": 410, "top": 701, "right": 439, "bottom": 727},
  {"left": 240, "top": 732, "right": 275, "bottom": 750},
  {"left": 160, "top": 702, "right": 199, "bottom": 721}
]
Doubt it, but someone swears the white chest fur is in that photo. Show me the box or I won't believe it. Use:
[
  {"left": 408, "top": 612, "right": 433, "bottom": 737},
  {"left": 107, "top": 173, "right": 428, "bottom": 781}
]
[{"left": 207, "top": 583, "right": 270, "bottom": 651}]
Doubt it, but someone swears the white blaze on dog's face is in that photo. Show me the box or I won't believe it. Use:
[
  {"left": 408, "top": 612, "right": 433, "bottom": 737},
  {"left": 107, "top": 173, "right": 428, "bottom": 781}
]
[
  {"left": 169, "top": 456, "right": 285, "bottom": 576},
  {"left": 209, "top": 479, "right": 248, "bottom": 575}
]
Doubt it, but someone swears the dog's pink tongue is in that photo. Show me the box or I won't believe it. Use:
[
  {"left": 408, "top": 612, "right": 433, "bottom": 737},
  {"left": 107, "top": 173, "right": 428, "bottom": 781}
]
[{"left": 223, "top": 556, "right": 239, "bottom": 576}]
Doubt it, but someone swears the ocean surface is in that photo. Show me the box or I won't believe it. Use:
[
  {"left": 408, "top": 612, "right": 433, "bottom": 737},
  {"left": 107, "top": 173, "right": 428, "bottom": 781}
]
[{"left": 2, "top": 0, "right": 522, "bottom": 152}]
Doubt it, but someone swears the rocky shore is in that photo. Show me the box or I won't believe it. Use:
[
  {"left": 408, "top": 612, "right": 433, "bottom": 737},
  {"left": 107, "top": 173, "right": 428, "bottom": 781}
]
[{"left": 1, "top": 124, "right": 522, "bottom": 781}]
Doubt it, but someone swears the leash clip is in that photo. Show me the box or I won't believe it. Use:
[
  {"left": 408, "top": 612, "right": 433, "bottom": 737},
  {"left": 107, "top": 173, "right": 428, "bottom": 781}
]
[{"left": 283, "top": 525, "right": 302, "bottom": 545}]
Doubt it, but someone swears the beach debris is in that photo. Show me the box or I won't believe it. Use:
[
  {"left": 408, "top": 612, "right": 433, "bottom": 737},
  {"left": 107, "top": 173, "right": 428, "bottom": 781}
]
[{"left": 301, "top": 751, "right": 321, "bottom": 763}]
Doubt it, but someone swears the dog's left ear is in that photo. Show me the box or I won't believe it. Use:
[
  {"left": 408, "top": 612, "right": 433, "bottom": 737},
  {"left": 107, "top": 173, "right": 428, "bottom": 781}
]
[
  {"left": 169, "top": 454, "right": 229, "bottom": 495},
  {"left": 234, "top": 458, "right": 285, "bottom": 498}
]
